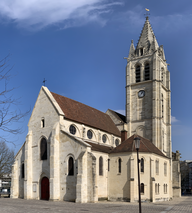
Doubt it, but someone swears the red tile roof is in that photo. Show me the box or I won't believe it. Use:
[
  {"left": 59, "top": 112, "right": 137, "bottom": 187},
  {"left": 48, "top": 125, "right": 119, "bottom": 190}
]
[
  {"left": 51, "top": 92, "right": 121, "bottom": 137},
  {"left": 110, "top": 134, "right": 168, "bottom": 158}
]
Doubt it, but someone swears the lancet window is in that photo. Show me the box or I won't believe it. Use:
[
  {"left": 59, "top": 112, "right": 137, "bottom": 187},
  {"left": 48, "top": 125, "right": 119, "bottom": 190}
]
[
  {"left": 68, "top": 157, "right": 74, "bottom": 176},
  {"left": 40, "top": 137, "right": 47, "bottom": 160},
  {"left": 141, "top": 158, "right": 144, "bottom": 172},
  {"left": 99, "top": 156, "right": 103, "bottom": 176},
  {"left": 141, "top": 183, "right": 144, "bottom": 194},
  {"left": 118, "top": 158, "right": 122, "bottom": 174}
]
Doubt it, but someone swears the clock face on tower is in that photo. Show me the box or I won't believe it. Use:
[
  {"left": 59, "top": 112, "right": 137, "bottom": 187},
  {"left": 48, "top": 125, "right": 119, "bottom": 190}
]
[{"left": 138, "top": 90, "right": 145, "bottom": 98}]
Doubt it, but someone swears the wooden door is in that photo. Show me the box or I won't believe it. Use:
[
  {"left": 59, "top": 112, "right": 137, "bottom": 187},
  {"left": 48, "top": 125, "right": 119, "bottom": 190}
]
[{"left": 41, "top": 177, "right": 49, "bottom": 200}]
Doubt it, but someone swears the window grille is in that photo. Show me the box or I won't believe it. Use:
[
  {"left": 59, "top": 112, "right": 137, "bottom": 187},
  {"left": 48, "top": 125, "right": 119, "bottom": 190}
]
[
  {"left": 69, "top": 125, "right": 76, "bottom": 135},
  {"left": 87, "top": 130, "right": 93, "bottom": 139}
]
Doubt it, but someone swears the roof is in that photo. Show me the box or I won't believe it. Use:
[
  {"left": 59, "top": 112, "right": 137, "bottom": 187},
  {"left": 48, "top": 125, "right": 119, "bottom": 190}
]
[
  {"left": 136, "top": 17, "right": 159, "bottom": 53},
  {"left": 85, "top": 141, "right": 113, "bottom": 153},
  {"left": 110, "top": 134, "right": 167, "bottom": 158},
  {"left": 51, "top": 92, "right": 121, "bottom": 137},
  {"left": 107, "top": 109, "right": 126, "bottom": 123}
]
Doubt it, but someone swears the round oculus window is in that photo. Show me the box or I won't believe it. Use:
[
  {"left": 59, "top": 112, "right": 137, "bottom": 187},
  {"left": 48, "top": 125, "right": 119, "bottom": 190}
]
[
  {"left": 102, "top": 134, "right": 107, "bottom": 143},
  {"left": 115, "top": 139, "right": 120, "bottom": 147},
  {"left": 69, "top": 125, "right": 76, "bottom": 135},
  {"left": 87, "top": 130, "right": 93, "bottom": 139}
]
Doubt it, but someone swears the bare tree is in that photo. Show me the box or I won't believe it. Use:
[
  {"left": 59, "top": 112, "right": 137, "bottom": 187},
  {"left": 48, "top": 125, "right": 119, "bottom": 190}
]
[
  {"left": 0, "top": 54, "right": 30, "bottom": 144},
  {"left": 0, "top": 141, "right": 14, "bottom": 177}
]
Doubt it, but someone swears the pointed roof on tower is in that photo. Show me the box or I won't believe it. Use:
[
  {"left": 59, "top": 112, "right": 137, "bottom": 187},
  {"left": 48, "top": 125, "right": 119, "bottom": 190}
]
[
  {"left": 136, "top": 16, "right": 159, "bottom": 54},
  {"left": 128, "top": 39, "right": 135, "bottom": 58}
]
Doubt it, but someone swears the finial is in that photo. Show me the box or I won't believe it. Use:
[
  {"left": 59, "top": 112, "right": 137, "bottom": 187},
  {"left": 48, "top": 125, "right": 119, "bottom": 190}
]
[
  {"left": 43, "top": 78, "right": 47, "bottom": 86},
  {"left": 131, "top": 39, "right": 133, "bottom": 43},
  {"left": 144, "top": 8, "right": 150, "bottom": 19}
]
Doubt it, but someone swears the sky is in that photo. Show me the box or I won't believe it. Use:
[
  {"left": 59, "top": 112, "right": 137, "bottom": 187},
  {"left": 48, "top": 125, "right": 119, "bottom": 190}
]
[{"left": 0, "top": 0, "right": 191, "bottom": 160}]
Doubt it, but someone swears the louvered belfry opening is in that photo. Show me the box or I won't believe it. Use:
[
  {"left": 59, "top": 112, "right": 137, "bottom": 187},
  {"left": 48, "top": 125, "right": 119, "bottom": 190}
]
[
  {"left": 145, "top": 63, "right": 150, "bottom": 80},
  {"left": 40, "top": 138, "right": 47, "bottom": 160},
  {"left": 136, "top": 65, "right": 141, "bottom": 82},
  {"left": 68, "top": 157, "right": 74, "bottom": 176}
]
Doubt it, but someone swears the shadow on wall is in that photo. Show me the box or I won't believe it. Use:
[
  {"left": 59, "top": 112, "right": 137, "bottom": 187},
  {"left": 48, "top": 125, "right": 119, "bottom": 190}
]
[
  {"left": 63, "top": 158, "right": 77, "bottom": 202},
  {"left": 19, "top": 146, "right": 25, "bottom": 198},
  {"left": 39, "top": 134, "right": 51, "bottom": 200},
  {"left": 122, "top": 158, "right": 130, "bottom": 201}
]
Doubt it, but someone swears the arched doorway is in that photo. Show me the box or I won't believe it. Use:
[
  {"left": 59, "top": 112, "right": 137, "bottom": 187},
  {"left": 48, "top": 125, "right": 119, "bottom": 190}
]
[{"left": 41, "top": 177, "right": 49, "bottom": 200}]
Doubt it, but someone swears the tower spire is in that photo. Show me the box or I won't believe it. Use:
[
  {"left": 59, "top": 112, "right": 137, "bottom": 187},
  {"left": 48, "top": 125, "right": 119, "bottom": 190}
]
[{"left": 136, "top": 17, "right": 159, "bottom": 55}]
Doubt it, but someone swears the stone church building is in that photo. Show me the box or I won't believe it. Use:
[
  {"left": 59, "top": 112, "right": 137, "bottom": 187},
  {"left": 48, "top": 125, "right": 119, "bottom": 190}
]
[{"left": 11, "top": 17, "right": 180, "bottom": 202}]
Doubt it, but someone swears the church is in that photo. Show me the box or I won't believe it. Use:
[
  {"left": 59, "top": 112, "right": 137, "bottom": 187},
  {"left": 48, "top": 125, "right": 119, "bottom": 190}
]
[{"left": 11, "top": 17, "right": 181, "bottom": 203}]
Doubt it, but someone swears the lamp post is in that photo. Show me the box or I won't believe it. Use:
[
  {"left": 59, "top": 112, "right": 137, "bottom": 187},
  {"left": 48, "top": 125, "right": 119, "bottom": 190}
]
[{"left": 134, "top": 137, "right": 142, "bottom": 213}]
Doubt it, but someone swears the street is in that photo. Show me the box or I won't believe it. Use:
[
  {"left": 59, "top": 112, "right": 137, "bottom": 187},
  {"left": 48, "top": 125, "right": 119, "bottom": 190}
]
[{"left": 0, "top": 196, "right": 191, "bottom": 213}]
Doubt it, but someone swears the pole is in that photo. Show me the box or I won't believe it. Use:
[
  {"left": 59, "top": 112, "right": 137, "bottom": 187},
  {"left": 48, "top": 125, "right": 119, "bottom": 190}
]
[{"left": 137, "top": 148, "right": 142, "bottom": 213}]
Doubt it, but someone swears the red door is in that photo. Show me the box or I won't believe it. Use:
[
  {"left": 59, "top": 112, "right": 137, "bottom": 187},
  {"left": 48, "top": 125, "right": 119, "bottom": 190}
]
[{"left": 41, "top": 177, "right": 49, "bottom": 200}]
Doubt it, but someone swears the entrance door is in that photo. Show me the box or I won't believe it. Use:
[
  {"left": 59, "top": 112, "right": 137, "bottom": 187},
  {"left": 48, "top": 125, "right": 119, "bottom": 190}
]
[{"left": 41, "top": 177, "right": 49, "bottom": 200}]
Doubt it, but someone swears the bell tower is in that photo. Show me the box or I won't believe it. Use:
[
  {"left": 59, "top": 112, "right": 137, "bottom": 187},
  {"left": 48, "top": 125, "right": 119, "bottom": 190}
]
[{"left": 125, "top": 17, "right": 171, "bottom": 157}]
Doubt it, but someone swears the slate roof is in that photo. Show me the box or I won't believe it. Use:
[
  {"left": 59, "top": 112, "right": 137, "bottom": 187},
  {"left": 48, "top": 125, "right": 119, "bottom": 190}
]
[
  {"left": 107, "top": 109, "right": 126, "bottom": 123},
  {"left": 85, "top": 141, "right": 113, "bottom": 153},
  {"left": 110, "top": 134, "right": 167, "bottom": 158},
  {"left": 51, "top": 92, "right": 121, "bottom": 137}
]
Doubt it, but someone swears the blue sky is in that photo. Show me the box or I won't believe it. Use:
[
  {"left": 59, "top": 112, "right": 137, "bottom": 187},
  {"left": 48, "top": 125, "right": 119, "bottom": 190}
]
[{"left": 0, "top": 0, "right": 191, "bottom": 160}]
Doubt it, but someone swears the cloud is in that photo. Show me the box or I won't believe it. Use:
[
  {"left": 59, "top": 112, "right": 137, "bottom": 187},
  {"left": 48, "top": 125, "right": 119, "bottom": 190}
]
[
  {"left": 0, "top": 0, "right": 123, "bottom": 30},
  {"left": 171, "top": 116, "right": 179, "bottom": 123}
]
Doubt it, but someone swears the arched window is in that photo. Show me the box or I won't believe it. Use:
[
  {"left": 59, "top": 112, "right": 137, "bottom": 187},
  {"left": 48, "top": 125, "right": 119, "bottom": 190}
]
[
  {"left": 99, "top": 156, "right": 103, "bottom": 176},
  {"left": 141, "top": 158, "right": 144, "bottom": 172},
  {"left": 41, "top": 118, "right": 45, "bottom": 128},
  {"left": 118, "top": 158, "right": 122, "bottom": 174},
  {"left": 108, "top": 159, "right": 110, "bottom": 171},
  {"left": 40, "top": 138, "right": 47, "bottom": 160},
  {"left": 136, "top": 65, "right": 140, "bottom": 83},
  {"left": 144, "top": 63, "right": 150, "bottom": 80},
  {"left": 155, "top": 183, "right": 157, "bottom": 194},
  {"left": 164, "top": 162, "right": 167, "bottom": 176},
  {"left": 115, "top": 139, "right": 120, "bottom": 147},
  {"left": 68, "top": 157, "right": 74, "bottom": 176},
  {"left": 21, "top": 163, "right": 24, "bottom": 179},
  {"left": 161, "top": 94, "right": 164, "bottom": 119},
  {"left": 156, "top": 160, "right": 159, "bottom": 175},
  {"left": 141, "top": 183, "right": 144, "bottom": 194}
]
